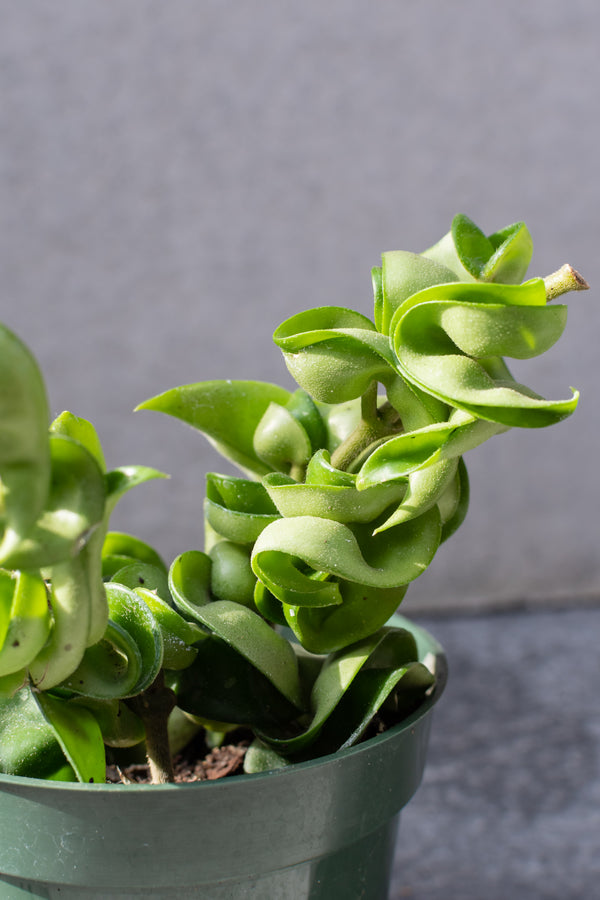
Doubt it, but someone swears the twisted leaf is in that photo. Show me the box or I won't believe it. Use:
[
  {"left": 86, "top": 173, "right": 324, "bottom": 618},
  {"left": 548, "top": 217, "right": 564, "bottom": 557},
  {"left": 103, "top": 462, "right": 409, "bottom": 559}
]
[
  {"left": 273, "top": 307, "right": 396, "bottom": 403},
  {"left": 0, "top": 687, "right": 70, "bottom": 778},
  {"left": 104, "top": 583, "right": 163, "bottom": 694},
  {"left": 174, "top": 633, "right": 300, "bottom": 730},
  {"left": 174, "top": 599, "right": 303, "bottom": 711},
  {"left": 133, "top": 587, "right": 201, "bottom": 671},
  {"left": 1, "top": 434, "right": 106, "bottom": 570},
  {"left": 357, "top": 409, "right": 504, "bottom": 488},
  {"left": 204, "top": 474, "right": 280, "bottom": 545},
  {"left": 281, "top": 580, "right": 409, "bottom": 655},
  {"left": 422, "top": 214, "right": 533, "bottom": 284},
  {"left": 28, "top": 555, "right": 93, "bottom": 690},
  {"left": 168, "top": 550, "right": 213, "bottom": 617},
  {"left": 255, "top": 627, "right": 430, "bottom": 757},
  {"left": 60, "top": 618, "right": 143, "bottom": 699},
  {"left": 0, "top": 324, "right": 51, "bottom": 564},
  {"left": 373, "top": 458, "right": 459, "bottom": 533},
  {"left": 374, "top": 251, "right": 458, "bottom": 336},
  {"left": 252, "top": 508, "right": 441, "bottom": 599},
  {"left": 390, "top": 280, "right": 578, "bottom": 427},
  {"left": 102, "top": 530, "right": 168, "bottom": 579},
  {"left": 34, "top": 692, "right": 106, "bottom": 784},
  {"left": 262, "top": 469, "right": 406, "bottom": 524},
  {"left": 0, "top": 569, "right": 51, "bottom": 677}
]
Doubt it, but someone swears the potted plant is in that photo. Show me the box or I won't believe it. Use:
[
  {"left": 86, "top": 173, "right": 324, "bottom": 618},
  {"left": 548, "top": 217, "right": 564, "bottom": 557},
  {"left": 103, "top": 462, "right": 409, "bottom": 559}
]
[{"left": 0, "top": 214, "right": 586, "bottom": 898}]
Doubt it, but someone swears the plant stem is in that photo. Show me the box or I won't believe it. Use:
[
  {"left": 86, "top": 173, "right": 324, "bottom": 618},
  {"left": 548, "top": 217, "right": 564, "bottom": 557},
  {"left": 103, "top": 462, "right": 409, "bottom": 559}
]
[
  {"left": 544, "top": 264, "right": 589, "bottom": 301},
  {"left": 130, "top": 672, "right": 177, "bottom": 784},
  {"left": 330, "top": 382, "right": 401, "bottom": 472}
]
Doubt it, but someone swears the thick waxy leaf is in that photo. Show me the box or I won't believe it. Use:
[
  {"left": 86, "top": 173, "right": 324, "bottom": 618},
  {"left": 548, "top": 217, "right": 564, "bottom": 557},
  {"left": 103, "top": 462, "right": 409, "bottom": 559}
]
[
  {"left": 357, "top": 410, "right": 504, "bottom": 488},
  {"left": 273, "top": 307, "right": 396, "bottom": 403},
  {"left": 373, "top": 459, "right": 459, "bottom": 533},
  {"left": 252, "top": 391, "right": 324, "bottom": 477},
  {"left": 73, "top": 697, "right": 145, "bottom": 748},
  {"left": 283, "top": 581, "right": 408, "bottom": 655},
  {"left": 0, "top": 570, "right": 51, "bottom": 677},
  {"left": 137, "top": 381, "right": 292, "bottom": 477},
  {"left": 60, "top": 619, "right": 143, "bottom": 699},
  {"left": 252, "top": 507, "right": 441, "bottom": 598},
  {"left": 111, "top": 561, "right": 172, "bottom": 605},
  {"left": 50, "top": 411, "right": 106, "bottom": 471},
  {"left": 177, "top": 599, "right": 303, "bottom": 711},
  {"left": 102, "top": 531, "right": 167, "bottom": 579},
  {"left": 256, "top": 628, "right": 424, "bottom": 755},
  {"left": 253, "top": 580, "right": 287, "bottom": 626},
  {"left": 0, "top": 325, "right": 51, "bottom": 564},
  {"left": 262, "top": 470, "right": 406, "bottom": 525},
  {"left": 28, "top": 555, "right": 93, "bottom": 690},
  {"left": 246, "top": 628, "right": 434, "bottom": 769},
  {"left": 104, "top": 583, "right": 163, "bottom": 694},
  {"left": 253, "top": 402, "right": 312, "bottom": 475},
  {"left": 285, "top": 389, "right": 327, "bottom": 452},
  {"left": 0, "top": 668, "right": 28, "bottom": 699},
  {"left": 174, "top": 634, "right": 300, "bottom": 730},
  {"left": 209, "top": 541, "right": 257, "bottom": 608},
  {"left": 390, "top": 280, "right": 578, "bottom": 427},
  {"left": 205, "top": 474, "right": 280, "bottom": 545},
  {"left": 169, "top": 550, "right": 213, "bottom": 617},
  {"left": 34, "top": 691, "right": 106, "bottom": 783},
  {"left": 307, "top": 658, "right": 434, "bottom": 756},
  {"left": 133, "top": 587, "right": 201, "bottom": 670},
  {"left": 422, "top": 214, "right": 533, "bottom": 285},
  {"left": 1, "top": 434, "right": 106, "bottom": 570},
  {"left": 439, "top": 458, "right": 470, "bottom": 543},
  {"left": 0, "top": 686, "right": 68, "bottom": 778},
  {"left": 376, "top": 251, "right": 458, "bottom": 336}
]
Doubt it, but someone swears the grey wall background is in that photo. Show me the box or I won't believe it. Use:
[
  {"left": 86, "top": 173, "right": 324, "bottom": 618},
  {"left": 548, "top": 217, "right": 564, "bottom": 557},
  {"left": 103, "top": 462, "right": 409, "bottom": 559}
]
[{"left": 1, "top": 0, "right": 598, "bottom": 613}]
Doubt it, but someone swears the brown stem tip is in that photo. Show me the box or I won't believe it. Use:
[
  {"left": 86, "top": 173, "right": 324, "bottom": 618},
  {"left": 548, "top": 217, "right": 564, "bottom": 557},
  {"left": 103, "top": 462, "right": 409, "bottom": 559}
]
[{"left": 544, "top": 264, "right": 590, "bottom": 301}]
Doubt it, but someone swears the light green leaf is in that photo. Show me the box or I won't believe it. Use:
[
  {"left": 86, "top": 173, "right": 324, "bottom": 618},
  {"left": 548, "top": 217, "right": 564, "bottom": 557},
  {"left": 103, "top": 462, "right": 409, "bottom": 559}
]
[
  {"left": 34, "top": 692, "right": 106, "bottom": 784},
  {"left": 0, "top": 324, "right": 51, "bottom": 563},
  {"left": 137, "top": 381, "right": 292, "bottom": 477}
]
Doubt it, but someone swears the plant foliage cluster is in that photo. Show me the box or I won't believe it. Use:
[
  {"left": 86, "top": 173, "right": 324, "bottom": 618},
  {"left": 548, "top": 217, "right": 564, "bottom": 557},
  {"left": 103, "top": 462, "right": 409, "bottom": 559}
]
[{"left": 0, "top": 215, "right": 582, "bottom": 783}]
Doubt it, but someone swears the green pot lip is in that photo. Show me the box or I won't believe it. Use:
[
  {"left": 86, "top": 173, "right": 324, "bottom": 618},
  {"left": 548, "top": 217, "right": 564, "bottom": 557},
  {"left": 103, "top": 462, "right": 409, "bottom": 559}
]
[{"left": 0, "top": 615, "right": 446, "bottom": 794}]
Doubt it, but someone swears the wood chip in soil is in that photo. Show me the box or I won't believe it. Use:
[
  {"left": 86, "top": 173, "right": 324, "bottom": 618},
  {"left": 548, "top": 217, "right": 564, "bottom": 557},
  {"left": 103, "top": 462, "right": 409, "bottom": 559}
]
[{"left": 106, "top": 741, "right": 249, "bottom": 785}]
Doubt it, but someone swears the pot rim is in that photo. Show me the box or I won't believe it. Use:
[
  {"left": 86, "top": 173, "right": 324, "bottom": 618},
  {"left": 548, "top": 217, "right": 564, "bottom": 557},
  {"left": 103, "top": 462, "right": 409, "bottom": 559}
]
[{"left": 0, "top": 614, "right": 447, "bottom": 794}]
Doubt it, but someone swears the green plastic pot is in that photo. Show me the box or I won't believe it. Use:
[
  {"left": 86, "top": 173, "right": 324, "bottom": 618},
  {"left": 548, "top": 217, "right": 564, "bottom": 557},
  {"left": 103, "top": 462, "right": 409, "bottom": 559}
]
[{"left": 0, "top": 616, "right": 446, "bottom": 899}]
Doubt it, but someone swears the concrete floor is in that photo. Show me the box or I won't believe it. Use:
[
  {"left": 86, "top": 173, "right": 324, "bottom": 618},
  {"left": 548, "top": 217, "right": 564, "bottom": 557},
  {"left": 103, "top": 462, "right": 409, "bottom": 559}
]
[{"left": 390, "top": 607, "right": 600, "bottom": 900}]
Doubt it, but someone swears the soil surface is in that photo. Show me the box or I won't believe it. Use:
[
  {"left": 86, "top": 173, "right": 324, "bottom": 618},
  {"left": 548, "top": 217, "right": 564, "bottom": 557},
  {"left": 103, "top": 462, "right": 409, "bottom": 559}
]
[
  {"left": 106, "top": 707, "right": 406, "bottom": 785},
  {"left": 106, "top": 730, "right": 252, "bottom": 784}
]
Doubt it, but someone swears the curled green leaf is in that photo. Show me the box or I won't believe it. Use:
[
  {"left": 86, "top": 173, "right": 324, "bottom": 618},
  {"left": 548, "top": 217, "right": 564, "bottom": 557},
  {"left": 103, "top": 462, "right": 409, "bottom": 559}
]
[
  {"left": 262, "top": 470, "right": 406, "bottom": 524},
  {"left": 134, "top": 587, "right": 201, "bottom": 671},
  {"left": 174, "top": 599, "right": 303, "bottom": 712},
  {"left": 0, "top": 569, "right": 51, "bottom": 677},
  {"left": 256, "top": 627, "right": 430, "bottom": 758},
  {"left": 168, "top": 550, "right": 213, "bottom": 618},
  {"left": 1, "top": 434, "right": 106, "bottom": 570},
  {"left": 422, "top": 214, "right": 533, "bottom": 285},
  {"left": 60, "top": 618, "right": 143, "bottom": 699},
  {"left": 273, "top": 307, "right": 395, "bottom": 403},
  {"left": 102, "top": 530, "right": 168, "bottom": 579},
  {"left": 0, "top": 325, "right": 51, "bottom": 564},
  {"left": 34, "top": 691, "right": 106, "bottom": 784},
  {"left": 104, "top": 583, "right": 163, "bottom": 695},
  {"left": 390, "top": 280, "right": 578, "bottom": 427},
  {"left": 204, "top": 474, "right": 280, "bottom": 545}
]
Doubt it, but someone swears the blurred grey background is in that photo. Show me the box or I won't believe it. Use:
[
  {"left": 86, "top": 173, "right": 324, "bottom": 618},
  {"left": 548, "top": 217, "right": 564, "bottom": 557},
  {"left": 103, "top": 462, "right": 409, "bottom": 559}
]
[{"left": 1, "top": 0, "right": 598, "bottom": 614}]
